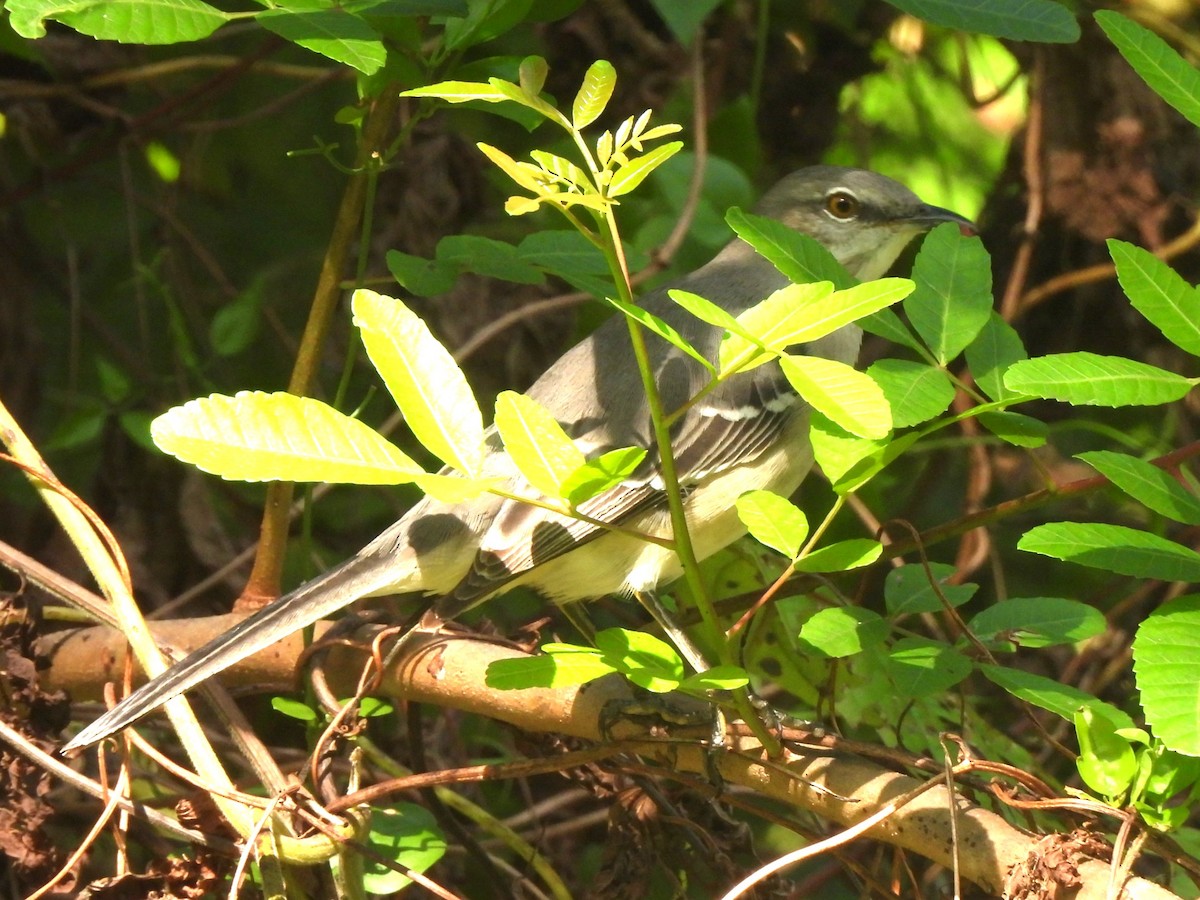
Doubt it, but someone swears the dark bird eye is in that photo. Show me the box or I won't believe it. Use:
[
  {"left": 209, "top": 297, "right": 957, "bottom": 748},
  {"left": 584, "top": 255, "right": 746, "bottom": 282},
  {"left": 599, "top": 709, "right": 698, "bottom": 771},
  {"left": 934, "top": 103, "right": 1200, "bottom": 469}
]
[{"left": 824, "top": 191, "right": 860, "bottom": 220}]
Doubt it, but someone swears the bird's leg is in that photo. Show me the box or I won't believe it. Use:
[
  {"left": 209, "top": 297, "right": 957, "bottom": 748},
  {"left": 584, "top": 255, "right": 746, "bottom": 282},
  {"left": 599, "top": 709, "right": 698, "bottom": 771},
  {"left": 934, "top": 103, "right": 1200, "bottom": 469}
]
[
  {"left": 558, "top": 601, "right": 597, "bottom": 644},
  {"left": 634, "top": 590, "right": 729, "bottom": 766},
  {"left": 633, "top": 589, "right": 712, "bottom": 675}
]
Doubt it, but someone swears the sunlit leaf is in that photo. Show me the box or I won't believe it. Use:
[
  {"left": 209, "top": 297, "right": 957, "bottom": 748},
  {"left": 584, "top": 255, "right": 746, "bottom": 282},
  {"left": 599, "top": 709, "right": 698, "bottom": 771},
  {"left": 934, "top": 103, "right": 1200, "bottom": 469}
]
[
  {"left": 8, "top": 0, "right": 229, "bottom": 42},
  {"left": 1108, "top": 239, "right": 1200, "bottom": 356},
  {"left": 258, "top": 8, "right": 385, "bottom": 74},
  {"left": 1004, "top": 353, "right": 1196, "bottom": 407},
  {"left": 726, "top": 208, "right": 855, "bottom": 290},
  {"left": 572, "top": 59, "right": 616, "bottom": 129},
  {"left": 781, "top": 355, "right": 892, "bottom": 439},
  {"left": 903, "top": 224, "right": 993, "bottom": 365},
  {"left": 494, "top": 391, "right": 584, "bottom": 499},
  {"left": 794, "top": 539, "right": 882, "bottom": 574},
  {"left": 151, "top": 391, "right": 422, "bottom": 484},
  {"left": 964, "top": 312, "right": 1028, "bottom": 401},
  {"left": 607, "top": 142, "right": 683, "bottom": 197},
  {"left": 1133, "top": 595, "right": 1200, "bottom": 755},
  {"left": 352, "top": 289, "right": 484, "bottom": 475},
  {"left": 866, "top": 359, "right": 955, "bottom": 428},
  {"left": 561, "top": 447, "right": 647, "bottom": 505},
  {"left": 1096, "top": 10, "right": 1200, "bottom": 128},
  {"left": 736, "top": 490, "right": 808, "bottom": 558},
  {"left": 1078, "top": 450, "right": 1200, "bottom": 526},
  {"left": 604, "top": 296, "right": 713, "bottom": 372},
  {"left": 1019, "top": 522, "right": 1200, "bottom": 581}
]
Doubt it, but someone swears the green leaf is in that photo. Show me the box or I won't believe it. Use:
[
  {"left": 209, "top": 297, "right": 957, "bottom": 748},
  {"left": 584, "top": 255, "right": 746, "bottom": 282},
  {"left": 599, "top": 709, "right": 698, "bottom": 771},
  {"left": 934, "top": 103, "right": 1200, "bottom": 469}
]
[
  {"left": 860, "top": 307, "right": 923, "bottom": 352},
  {"left": 980, "top": 665, "right": 1136, "bottom": 731},
  {"left": 780, "top": 355, "right": 892, "bottom": 440},
  {"left": 1078, "top": 450, "right": 1200, "bottom": 526},
  {"left": 796, "top": 540, "right": 883, "bottom": 573},
  {"left": 604, "top": 295, "right": 713, "bottom": 372},
  {"left": 809, "top": 411, "right": 894, "bottom": 488},
  {"left": 150, "top": 391, "right": 424, "bottom": 484},
  {"left": 718, "top": 282, "right": 836, "bottom": 373},
  {"left": 437, "top": 235, "right": 545, "bottom": 285},
  {"left": 210, "top": 291, "right": 262, "bottom": 357},
  {"left": 400, "top": 81, "right": 511, "bottom": 103},
  {"left": 1019, "top": 522, "right": 1200, "bottom": 582},
  {"left": 1075, "top": 705, "right": 1138, "bottom": 799},
  {"left": 976, "top": 410, "right": 1047, "bottom": 448},
  {"left": 8, "top": 0, "right": 229, "bottom": 42},
  {"left": 884, "top": 562, "right": 977, "bottom": 617},
  {"left": 477, "top": 142, "right": 549, "bottom": 193},
  {"left": 725, "top": 208, "right": 855, "bottom": 290},
  {"left": 884, "top": 0, "right": 1079, "bottom": 43},
  {"left": 798, "top": 607, "right": 888, "bottom": 658},
  {"left": 1004, "top": 353, "right": 1196, "bottom": 407},
  {"left": 385, "top": 249, "right": 458, "bottom": 297},
  {"left": 1133, "top": 595, "right": 1200, "bottom": 756},
  {"left": 794, "top": 539, "right": 882, "bottom": 574},
  {"left": 1095, "top": 10, "right": 1200, "bottom": 129},
  {"left": 736, "top": 490, "right": 808, "bottom": 559},
  {"left": 866, "top": 359, "right": 955, "bottom": 429},
  {"left": 721, "top": 279, "right": 912, "bottom": 375},
  {"left": 494, "top": 390, "right": 584, "bottom": 499},
  {"left": 1108, "top": 239, "right": 1200, "bottom": 356},
  {"left": 595, "top": 628, "right": 685, "bottom": 692},
  {"left": 487, "top": 646, "right": 616, "bottom": 689},
  {"left": 964, "top": 312, "right": 1028, "bottom": 401},
  {"left": 680, "top": 665, "right": 749, "bottom": 692},
  {"left": 519, "top": 229, "right": 611, "bottom": 296},
  {"left": 518, "top": 54, "right": 548, "bottom": 98},
  {"left": 969, "top": 597, "right": 1106, "bottom": 649},
  {"left": 352, "top": 289, "right": 484, "bottom": 476},
  {"left": 271, "top": 696, "right": 318, "bottom": 722},
  {"left": 488, "top": 77, "right": 564, "bottom": 122},
  {"left": 669, "top": 288, "right": 748, "bottom": 336},
  {"left": 363, "top": 804, "right": 447, "bottom": 894},
  {"left": 903, "top": 223, "right": 993, "bottom": 365},
  {"left": 607, "top": 141, "right": 684, "bottom": 197},
  {"left": 529, "top": 149, "right": 591, "bottom": 189},
  {"left": 560, "top": 447, "right": 647, "bottom": 506},
  {"left": 646, "top": 0, "right": 721, "bottom": 43},
  {"left": 884, "top": 638, "right": 972, "bottom": 698},
  {"left": 257, "top": 8, "right": 386, "bottom": 74},
  {"left": 572, "top": 59, "right": 616, "bottom": 129}
]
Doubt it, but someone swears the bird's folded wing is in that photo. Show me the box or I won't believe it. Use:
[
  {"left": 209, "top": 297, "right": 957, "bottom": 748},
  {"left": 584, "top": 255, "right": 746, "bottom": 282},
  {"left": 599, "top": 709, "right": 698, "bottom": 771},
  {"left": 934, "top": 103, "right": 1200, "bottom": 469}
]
[{"left": 447, "top": 367, "right": 800, "bottom": 605}]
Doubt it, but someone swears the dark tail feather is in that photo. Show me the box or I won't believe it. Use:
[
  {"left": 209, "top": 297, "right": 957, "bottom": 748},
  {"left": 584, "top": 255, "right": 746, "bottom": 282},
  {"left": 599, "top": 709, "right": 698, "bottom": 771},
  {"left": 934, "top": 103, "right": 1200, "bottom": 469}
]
[{"left": 63, "top": 555, "right": 400, "bottom": 752}]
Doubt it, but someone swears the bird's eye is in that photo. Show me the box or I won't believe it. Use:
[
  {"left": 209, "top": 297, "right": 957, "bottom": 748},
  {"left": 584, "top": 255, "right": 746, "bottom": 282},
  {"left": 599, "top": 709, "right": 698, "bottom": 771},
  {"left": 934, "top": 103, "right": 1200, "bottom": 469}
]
[{"left": 824, "top": 190, "right": 860, "bottom": 220}]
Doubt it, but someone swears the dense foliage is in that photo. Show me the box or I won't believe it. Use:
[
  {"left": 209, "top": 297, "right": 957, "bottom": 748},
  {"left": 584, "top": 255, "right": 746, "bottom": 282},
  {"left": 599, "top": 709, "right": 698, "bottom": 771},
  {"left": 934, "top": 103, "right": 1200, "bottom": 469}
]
[{"left": 3, "top": 0, "right": 1200, "bottom": 897}]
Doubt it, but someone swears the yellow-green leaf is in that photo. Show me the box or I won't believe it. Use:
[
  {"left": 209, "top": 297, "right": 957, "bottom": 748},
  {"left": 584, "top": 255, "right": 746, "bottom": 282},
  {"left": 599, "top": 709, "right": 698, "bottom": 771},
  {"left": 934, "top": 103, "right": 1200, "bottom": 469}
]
[
  {"left": 151, "top": 391, "right": 423, "bottom": 484},
  {"left": 400, "top": 81, "right": 510, "bottom": 103},
  {"left": 572, "top": 59, "right": 616, "bottom": 129},
  {"left": 488, "top": 77, "right": 564, "bottom": 124},
  {"left": 518, "top": 56, "right": 548, "bottom": 98},
  {"left": 607, "top": 141, "right": 683, "bottom": 197},
  {"left": 494, "top": 390, "right": 585, "bottom": 498},
  {"left": 781, "top": 355, "right": 892, "bottom": 439},
  {"left": 477, "top": 142, "right": 544, "bottom": 192},
  {"left": 352, "top": 289, "right": 484, "bottom": 475},
  {"left": 719, "top": 282, "right": 835, "bottom": 376},
  {"left": 736, "top": 490, "right": 808, "bottom": 558}
]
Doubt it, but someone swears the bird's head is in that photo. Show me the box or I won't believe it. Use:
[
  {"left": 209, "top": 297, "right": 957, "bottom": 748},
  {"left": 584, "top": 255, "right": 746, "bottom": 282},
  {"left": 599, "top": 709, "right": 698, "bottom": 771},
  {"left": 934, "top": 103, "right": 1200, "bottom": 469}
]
[{"left": 755, "top": 166, "right": 976, "bottom": 281}]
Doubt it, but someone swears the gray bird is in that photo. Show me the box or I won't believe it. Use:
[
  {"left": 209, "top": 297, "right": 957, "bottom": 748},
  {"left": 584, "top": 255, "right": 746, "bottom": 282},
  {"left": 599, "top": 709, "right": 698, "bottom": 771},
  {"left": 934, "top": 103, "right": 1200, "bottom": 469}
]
[{"left": 64, "top": 166, "right": 972, "bottom": 751}]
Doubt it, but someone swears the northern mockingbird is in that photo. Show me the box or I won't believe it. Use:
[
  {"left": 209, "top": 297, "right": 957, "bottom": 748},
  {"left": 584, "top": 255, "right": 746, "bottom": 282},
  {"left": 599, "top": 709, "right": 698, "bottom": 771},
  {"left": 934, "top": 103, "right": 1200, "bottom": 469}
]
[{"left": 65, "top": 166, "right": 972, "bottom": 751}]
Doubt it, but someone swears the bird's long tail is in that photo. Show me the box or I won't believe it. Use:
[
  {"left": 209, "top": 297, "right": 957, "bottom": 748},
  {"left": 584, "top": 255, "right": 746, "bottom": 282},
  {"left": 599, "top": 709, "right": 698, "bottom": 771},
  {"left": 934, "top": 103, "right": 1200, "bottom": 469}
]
[{"left": 62, "top": 553, "right": 406, "bottom": 752}]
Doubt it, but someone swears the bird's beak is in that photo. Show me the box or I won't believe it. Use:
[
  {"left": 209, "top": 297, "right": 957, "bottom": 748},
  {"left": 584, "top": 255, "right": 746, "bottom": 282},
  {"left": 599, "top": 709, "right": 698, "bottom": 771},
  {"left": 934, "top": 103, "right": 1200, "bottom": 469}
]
[{"left": 911, "top": 203, "right": 977, "bottom": 237}]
